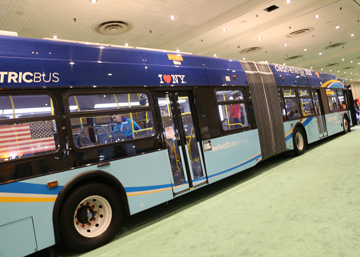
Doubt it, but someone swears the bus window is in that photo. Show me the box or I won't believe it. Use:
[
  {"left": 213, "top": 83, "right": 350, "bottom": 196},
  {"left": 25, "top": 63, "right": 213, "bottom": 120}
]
[
  {"left": 0, "top": 94, "right": 53, "bottom": 119},
  {"left": 326, "top": 89, "right": 340, "bottom": 112},
  {"left": 297, "top": 89, "right": 315, "bottom": 117},
  {"left": 0, "top": 94, "right": 58, "bottom": 162},
  {"left": 215, "top": 90, "right": 244, "bottom": 101},
  {"left": 68, "top": 92, "right": 154, "bottom": 148},
  {"left": 282, "top": 88, "right": 301, "bottom": 119},
  {"left": 216, "top": 89, "right": 249, "bottom": 131},
  {"left": 218, "top": 103, "right": 248, "bottom": 130},
  {"left": 68, "top": 93, "right": 149, "bottom": 112},
  {"left": 337, "top": 90, "right": 347, "bottom": 110}
]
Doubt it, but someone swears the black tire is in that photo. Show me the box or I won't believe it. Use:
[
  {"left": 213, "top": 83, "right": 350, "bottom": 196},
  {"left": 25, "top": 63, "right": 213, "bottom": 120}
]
[
  {"left": 293, "top": 127, "right": 307, "bottom": 156},
  {"left": 59, "top": 183, "right": 122, "bottom": 252},
  {"left": 343, "top": 116, "right": 350, "bottom": 134}
]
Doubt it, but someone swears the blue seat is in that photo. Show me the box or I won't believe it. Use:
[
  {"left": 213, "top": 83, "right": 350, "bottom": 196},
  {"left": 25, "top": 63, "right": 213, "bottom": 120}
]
[
  {"left": 73, "top": 130, "right": 93, "bottom": 148},
  {"left": 107, "top": 123, "right": 126, "bottom": 142},
  {"left": 95, "top": 127, "right": 112, "bottom": 144}
]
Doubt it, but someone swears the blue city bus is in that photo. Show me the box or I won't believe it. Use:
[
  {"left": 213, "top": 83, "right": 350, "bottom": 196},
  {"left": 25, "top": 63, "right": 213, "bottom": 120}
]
[{"left": 0, "top": 34, "right": 354, "bottom": 257}]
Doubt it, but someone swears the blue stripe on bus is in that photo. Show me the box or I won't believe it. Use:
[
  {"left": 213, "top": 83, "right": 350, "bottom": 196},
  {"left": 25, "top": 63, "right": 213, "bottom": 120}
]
[
  {"left": 125, "top": 184, "right": 173, "bottom": 193},
  {"left": 0, "top": 182, "right": 63, "bottom": 195},
  {"left": 285, "top": 117, "right": 314, "bottom": 142},
  {"left": 208, "top": 153, "right": 262, "bottom": 179}
]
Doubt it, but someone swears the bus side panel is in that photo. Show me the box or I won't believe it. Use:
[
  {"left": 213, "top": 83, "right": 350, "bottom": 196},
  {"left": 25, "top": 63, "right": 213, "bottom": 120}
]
[
  {"left": 302, "top": 117, "right": 320, "bottom": 144},
  {"left": 325, "top": 112, "right": 344, "bottom": 136},
  {"left": 284, "top": 120, "right": 299, "bottom": 150},
  {"left": 0, "top": 150, "right": 173, "bottom": 253},
  {"left": 203, "top": 130, "right": 261, "bottom": 183}
]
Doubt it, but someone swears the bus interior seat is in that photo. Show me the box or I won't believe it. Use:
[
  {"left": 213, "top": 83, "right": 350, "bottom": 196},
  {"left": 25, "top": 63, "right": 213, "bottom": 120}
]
[
  {"left": 107, "top": 123, "right": 126, "bottom": 142},
  {"left": 95, "top": 126, "right": 112, "bottom": 144},
  {"left": 73, "top": 130, "right": 93, "bottom": 148}
]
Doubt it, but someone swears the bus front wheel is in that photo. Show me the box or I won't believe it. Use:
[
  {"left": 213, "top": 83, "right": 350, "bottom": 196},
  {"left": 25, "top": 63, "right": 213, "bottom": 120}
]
[
  {"left": 59, "top": 182, "right": 122, "bottom": 252},
  {"left": 293, "top": 127, "right": 307, "bottom": 156}
]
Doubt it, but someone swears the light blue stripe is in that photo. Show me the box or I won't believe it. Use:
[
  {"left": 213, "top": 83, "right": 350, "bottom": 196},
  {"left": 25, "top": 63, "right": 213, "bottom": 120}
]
[{"left": 0, "top": 182, "right": 63, "bottom": 195}]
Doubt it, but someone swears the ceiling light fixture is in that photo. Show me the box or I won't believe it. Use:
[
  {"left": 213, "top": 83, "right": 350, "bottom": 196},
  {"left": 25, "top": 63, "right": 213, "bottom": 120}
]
[
  {"left": 315, "top": 15, "right": 320, "bottom": 18},
  {"left": 258, "top": 37, "right": 262, "bottom": 40},
  {"left": 351, "top": 34, "right": 354, "bottom": 37},
  {"left": 222, "top": 28, "right": 227, "bottom": 32},
  {"left": 285, "top": 43, "right": 287, "bottom": 46},
  {"left": 90, "top": 0, "right": 97, "bottom": 3},
  {"left": 287, "top": 0, "right": 291, "bottom": 3},
  {"left": 319, "top": 52, "right": 322, "bottom": 55},
  {"left": 125, "top": 43, "right": 128, "bottom": 47},
  {"left": 214, "top": 54, "right": 217, "bottom": 57},
  {"left": 304, "top": 49, "right": 307, "bottom": 51},
  {"left": 53, "top": 36, "right": 58, "bottom": 39},
  {"left": 336, "top": 26, "right": 340, "bottom": 29},
  {"left": 342, "top": 58, "right": 345, "bottom": 61},
  {"left": 170, "top": 16, "right": 175, "bottom": 20}
]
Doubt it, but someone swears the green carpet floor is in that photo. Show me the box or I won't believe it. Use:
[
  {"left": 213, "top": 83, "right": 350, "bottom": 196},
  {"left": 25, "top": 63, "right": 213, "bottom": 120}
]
[{"left": 54, "top": 126, "right": 360, "bottom": 257}]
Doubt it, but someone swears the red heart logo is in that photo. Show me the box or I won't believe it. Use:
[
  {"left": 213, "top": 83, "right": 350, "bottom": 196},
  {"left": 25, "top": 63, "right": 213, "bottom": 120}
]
[{"left": 163, "top": 75, "right": 172, "bottom": 84}]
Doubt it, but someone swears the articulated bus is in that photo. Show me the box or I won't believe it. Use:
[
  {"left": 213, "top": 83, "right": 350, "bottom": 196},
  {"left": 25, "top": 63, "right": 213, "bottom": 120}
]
[{"left": 0, "top": 34, "right": 355, "bottom": 257}]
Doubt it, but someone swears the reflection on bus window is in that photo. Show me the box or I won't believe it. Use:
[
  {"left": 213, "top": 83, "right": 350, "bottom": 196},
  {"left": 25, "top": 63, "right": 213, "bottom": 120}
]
[
  {"left": 282, "top": 88, "right": 296, "bottom": 97},
  {"left": 68, "top": 93, "right": 149, "bottom": 112},
  {"left": 326, "top": 89, "right": 340, "bottom": 112},
  {"left": 0, "top": 95, "right": 54, "bottom": 120},
  {"left": 337, "top": 90, "right": 347, "bottom": 110},
  {"left": 70, "top": 112, "right": 154, "bottom": 148},
  {"left": 299, "top": 98, "right": 315, "bottom": 117},
  {"left": 0, "top": 120, "right": 58, "bottom": 162},
  {"left": 216, "top": 90, "right": 244, "bottom": 101},
  {"left": 218, "top": 103, "right": 248, "bottom": 131},
  {"left": 284, "top": 98, "right": 301, "bottom": 119}
]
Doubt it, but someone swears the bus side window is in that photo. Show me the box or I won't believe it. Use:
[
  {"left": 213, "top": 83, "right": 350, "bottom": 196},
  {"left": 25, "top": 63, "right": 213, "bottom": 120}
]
[
  {"left": 215, "top": 89, "right": 249, "bottom": 131},
  {"left": 325, "top": 89, "right": 340, "bottom": 112},
  {"left": 0, "top": 94, "right": 59, "bottom": 162},
  {"left": 68, "top": 92, "right": 155, "bottom": 149},
  {"left": 282, "top": 88, "right": 301, "bottom": 119}
]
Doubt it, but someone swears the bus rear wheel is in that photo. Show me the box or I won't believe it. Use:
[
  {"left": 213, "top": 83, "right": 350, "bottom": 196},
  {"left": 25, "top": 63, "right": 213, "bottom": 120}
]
[
  {"left": 293, "top": 127, "right": 307, "bottom": 156},
  {"left": 343, "top": 117, "right": 350, "bottom": 134},
  {"left": 59, "top": 183, "right": 122, "bottom": 252}
]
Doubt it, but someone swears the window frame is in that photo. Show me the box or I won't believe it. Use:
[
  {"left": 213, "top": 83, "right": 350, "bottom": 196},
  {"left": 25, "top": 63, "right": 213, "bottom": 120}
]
[
  {"left": 0, "top": 91, "right": 61, "bottom": 163},
  {"left": 214, "top": 87, "right": 251, "bottom": 133},
  {"left": 64, "top": 89, "right": 157, "bottom": 150}
]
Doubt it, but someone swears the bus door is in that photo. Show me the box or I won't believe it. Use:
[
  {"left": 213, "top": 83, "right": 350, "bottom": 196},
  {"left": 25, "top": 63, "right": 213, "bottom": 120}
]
[
  {"left": 157, "top": 91, "right": 207, "bottom": 195},
  {"left": 311, "top": 89, "right": 327, "bottom": 138}
]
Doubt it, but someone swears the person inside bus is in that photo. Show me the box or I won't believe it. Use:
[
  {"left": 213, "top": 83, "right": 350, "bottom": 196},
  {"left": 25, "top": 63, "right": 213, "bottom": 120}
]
[
  {"left": 293, "top": 109, "right": 300, "bottom": 118},
  {"left": 341, "top": 101, "right": 346, "bottom": 110},
  {"left": 354, "top": 103, "right": 360, "bottom": 124},
  {"left": 112, "top": 115, "right": 141, "bottom": 140},
  {"left": 229, "top": 92, "right": 242, "bottom": 128}
]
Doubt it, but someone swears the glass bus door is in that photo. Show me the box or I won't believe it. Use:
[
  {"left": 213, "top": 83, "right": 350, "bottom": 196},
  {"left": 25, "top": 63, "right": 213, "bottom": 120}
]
[
  {"left": 311, "top": 89, "right": 327, "bottom": 138},
  {"left": 157, "top": 91, "right": 207, "bottom": 195}
]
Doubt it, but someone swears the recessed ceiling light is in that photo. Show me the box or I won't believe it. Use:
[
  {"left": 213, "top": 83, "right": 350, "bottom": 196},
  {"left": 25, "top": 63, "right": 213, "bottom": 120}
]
[
  {"left": 321, "top": 68, "right": 323, "bottom": 70},
  {"left": 304, "top": 49, "right": 307, "bottom": 51},
  {"left": 311, "top": 67, "right": 313, "bottom": 69},
  {"left": 342, "top": 58, "right": 345, "bottom": 61},
  {"left": 336, "top": 26, "right": 340, "bottom": 29},
  {"left": 125, "top": 43, "right": 128, "bottom": 47},
  {"left": 283, "top": 63, "right": 286, "bottom": 65},
  {"left": 287, "top": 0, "right": 291, "bottom": 3},
  {"left": 285, "top": 43, "right": 287, "bottom": 46},
  {"left": 90, "top": 0, "right": 97, "bottom": 3},
  {"left": 315, "top": 15, "right": 320, "bottom": 18},
  {"left": 319, "top": 52, "right": 322, "bottom": 55},
  {"left": 170, "top": 16, "right": 175, "bottom": 20},
  {"left": 258, "top": 37, "right": 262, "bottom": 40},
  {"left": 176, "top": 49, "right": 179, "bottom": 52},
  {"left": 330, "top": 70, "right": 332, "bottom": 71},
  {"left": 222, "top": 28, "right": 227, "bottom": 32},
  {"left": 214, "top": 54, "right": 217, "bottom": 57},
  {"left": 243, "top": 58, "right": 246, "bottom": 60},
  {"left": 351, "top": 61, "right": 353, "bottom": 63},
  {"left": 351, "top": 34, "right": 354, "bottom": 37},
  {"left": 53, "top": 36, "right": 58, "bottom": 39}
]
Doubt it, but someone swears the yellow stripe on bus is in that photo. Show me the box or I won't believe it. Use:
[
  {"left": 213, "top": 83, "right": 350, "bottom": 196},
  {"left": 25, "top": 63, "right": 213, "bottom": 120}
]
[{"left": 0, "top": 197, "right": 57, "bottom": 202}]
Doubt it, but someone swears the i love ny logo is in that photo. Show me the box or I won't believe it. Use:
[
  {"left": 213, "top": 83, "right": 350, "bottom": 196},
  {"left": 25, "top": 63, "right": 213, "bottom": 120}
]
[{"left": 158, "top": 74, "right": 186, "bottom": 84}]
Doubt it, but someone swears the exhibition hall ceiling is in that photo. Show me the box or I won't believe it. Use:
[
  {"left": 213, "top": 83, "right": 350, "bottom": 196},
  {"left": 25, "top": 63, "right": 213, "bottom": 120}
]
[{"left": 0, "top": 0, "right": 359, "bottom": 82}]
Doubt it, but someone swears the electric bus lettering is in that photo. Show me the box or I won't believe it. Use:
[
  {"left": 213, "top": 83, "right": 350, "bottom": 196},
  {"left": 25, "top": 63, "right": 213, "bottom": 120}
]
[{"left": 0, "top": 71, "right": 60, "bottom": 83}]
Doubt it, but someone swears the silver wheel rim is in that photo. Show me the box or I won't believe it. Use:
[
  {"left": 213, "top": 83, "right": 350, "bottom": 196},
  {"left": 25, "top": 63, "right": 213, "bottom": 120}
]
[
  {"left": 295, "top": 132, "right": 304, "bottom": 150},
  {"left": 73, "top": 195, "right": 112, "bottom": 238}
]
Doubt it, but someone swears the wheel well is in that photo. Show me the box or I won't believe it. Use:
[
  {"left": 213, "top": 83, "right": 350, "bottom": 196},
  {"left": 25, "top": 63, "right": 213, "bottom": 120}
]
[
  {"left": 293, "top": 123, "right": 307, "bottom": 144},
  {"left": 52, "top": 170, "right": 130, "bottom": 244}
]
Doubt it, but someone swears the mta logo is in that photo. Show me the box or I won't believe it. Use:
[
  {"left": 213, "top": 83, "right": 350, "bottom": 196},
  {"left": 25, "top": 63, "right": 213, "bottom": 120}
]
[{"left": 158, "top": 74, "right": 186, "bottom": 84}]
